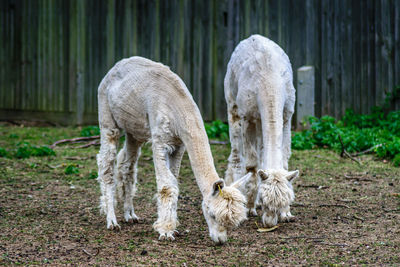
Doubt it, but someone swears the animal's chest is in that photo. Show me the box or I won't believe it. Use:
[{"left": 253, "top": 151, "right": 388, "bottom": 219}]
[{"left": 236, "top": 84, "right": 260, "bottom": 120}]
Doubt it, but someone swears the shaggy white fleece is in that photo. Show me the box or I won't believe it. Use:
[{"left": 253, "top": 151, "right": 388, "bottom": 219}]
[
  {"left": 96, "top": 56, "right": 247, "bottom": 243},
  {"left": 224, "top": 35, "right": 299, "bottom": 225}
]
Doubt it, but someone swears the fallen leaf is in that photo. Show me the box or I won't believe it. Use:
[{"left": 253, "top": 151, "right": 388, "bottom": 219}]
[{"left": 257, "top": 225, "right": 279, "bottom": 233}]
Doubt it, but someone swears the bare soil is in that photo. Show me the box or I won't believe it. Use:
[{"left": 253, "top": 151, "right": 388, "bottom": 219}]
[{"left": 0, "top": 126, "right": 399, "bottom": 266}]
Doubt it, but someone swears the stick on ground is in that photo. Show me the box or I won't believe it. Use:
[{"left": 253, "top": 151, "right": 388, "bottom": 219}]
[{"left": 50, "top": 135, "right": 100, "bottom": 148}]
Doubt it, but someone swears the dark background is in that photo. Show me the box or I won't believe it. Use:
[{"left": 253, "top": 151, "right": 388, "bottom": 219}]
[{"left": 0, "top": 0, "right": 399, "bottom": 125}]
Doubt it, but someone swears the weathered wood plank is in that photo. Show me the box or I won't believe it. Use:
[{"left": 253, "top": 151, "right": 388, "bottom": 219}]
[
  {"left": 340, "top": 0, "right": 353, "bottom": 116},
  {"left": 1, "top": 0, "right": 399, "bottom": 124},
  {"left": 352, "top": 0, "right": 361, "bottom": 114},
  {"left": 395, "top": 0, "right": 400, "bottom": 110}
]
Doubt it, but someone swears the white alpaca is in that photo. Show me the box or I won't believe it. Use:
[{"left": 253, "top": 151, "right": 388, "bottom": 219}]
[
  {"left": 224, "top": 35, "right": 299, "bottom": 226},
  {"left": 97, "top": 56, "right": 247, "bottom": 243}
]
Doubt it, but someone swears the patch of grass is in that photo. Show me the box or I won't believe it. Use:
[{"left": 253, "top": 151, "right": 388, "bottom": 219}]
[
  {"left": 0, "top": 147, "right": 8, "bottom": 157},
  {"left": 80, "top": 126, "right": 100, "bottom": 137},
  {"left": 64, "top": 164, "right": 79, "bottom": 175},
  {"left": 14, "top": 142, "right": 55, "bottom": 158},
  {"left": 87, "top": 170, "right": 98, "bottom": 179}
]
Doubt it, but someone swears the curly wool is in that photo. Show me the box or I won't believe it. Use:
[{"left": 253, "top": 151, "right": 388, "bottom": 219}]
[
  {"left": 209, "top": 186, "right": 247, "bottom": 228},
  {"left": 258, "top": 170, "right": 294, "bottom": 211}
]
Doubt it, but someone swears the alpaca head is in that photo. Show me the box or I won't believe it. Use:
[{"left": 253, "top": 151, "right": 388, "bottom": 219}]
[
  {"left": 202, "top": 179, "right": 247, "bottom": 244},
  {"left": 257, "top": 169, "right": 299, "bottom": 227}
]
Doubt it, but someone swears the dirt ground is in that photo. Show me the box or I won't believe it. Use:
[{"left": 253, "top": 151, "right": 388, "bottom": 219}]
[{"left": 0, "top": 125, "right": 399, "bottom": 266}]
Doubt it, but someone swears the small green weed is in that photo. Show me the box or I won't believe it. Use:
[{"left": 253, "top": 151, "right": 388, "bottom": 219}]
[
  {"left": 80, "top": 126, "right": 100, "bottom": 137},
  {"left": 8, "top": 133, "right": 19, "bottom": 139},
  {"left": 65, "top": 164, "right": 80, "bottom": 175},
  {"left": 87, "top": 171, "right": 98, "bottom": 179},
  {"left": 0, "top": 147, "right": 9, "bottom": 157},
  {"left": 205, "top": 120, "right": 229, "bottom": 140},
  {"left": 14, "top": 142, "right": 55, "bottom": 159},
  {"left": 393, "top": 154, "right": 400, "bottom": 167}
]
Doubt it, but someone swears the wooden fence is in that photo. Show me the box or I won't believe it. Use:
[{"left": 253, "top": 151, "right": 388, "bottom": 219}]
[{"left": 1, "top": 0, "right": 399, "bottom": 125}]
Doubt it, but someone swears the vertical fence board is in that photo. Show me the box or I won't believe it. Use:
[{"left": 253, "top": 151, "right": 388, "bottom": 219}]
[
  {"left": 395, "top": 0, "right": 400, "bottom": 110},
  {"left": 0, "top": 0, "right": 399, "bottom": 125}
]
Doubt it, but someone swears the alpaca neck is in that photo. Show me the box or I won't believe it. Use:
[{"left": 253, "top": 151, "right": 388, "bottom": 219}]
[{"left": 180, "top": 118, "right": 219, "bottom": 196}]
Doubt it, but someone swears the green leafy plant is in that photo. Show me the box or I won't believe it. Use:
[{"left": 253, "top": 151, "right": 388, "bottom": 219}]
[
  {"left": 65, "top": 164, "right": 80, "bottom": 175},
  {"left": 80, "top": 126, "right": 100, "bottom": 137},
  {"left": 14, "top": 142, "right": 55, "bottom": 159},
  {"left": 393, "top": 154, "right": 400, "bottom": 167},
  {"left": 205, "top": 120, "right": 229, "bottom": 141},
  {"left": 292, "top": 108, "right": 400, "bottom": 166},
  {"left": 0, "top": 147, "right": 8, "bottom": 158},
  {"left": 87, "top": 171, "right": 98, "bottom": 179},
  {"left": 8, "top": 133, "right": 19, "bottom": 139}
]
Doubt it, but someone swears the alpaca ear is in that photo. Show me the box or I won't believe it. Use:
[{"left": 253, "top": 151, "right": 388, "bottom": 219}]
[
  {"left": 231, "top": 172, "right": 253, "bottom": 190},
  {"left": 286, "top": 170, "right": 299, "bottom": 182},
  {"left": 257, "top": 169, "right": 269, "bottom": 181},
  {"left": 212, "top": 179, "right": 225, "bottom": 196}
]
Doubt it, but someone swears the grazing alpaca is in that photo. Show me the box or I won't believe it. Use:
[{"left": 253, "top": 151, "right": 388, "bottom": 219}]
[
  {"left": 97, "top": 56, "right": 247, "bottom": 243},
  {"left": 224, "top": 35, "right": 299, "bottom": 226}
]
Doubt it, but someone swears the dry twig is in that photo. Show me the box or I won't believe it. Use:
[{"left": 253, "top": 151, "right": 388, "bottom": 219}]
[
  {"left": 82, "top": 248, "right": 99, "bottom": 257},
  {"left": 338, "top": 134, "right": 361, "bottom": 165},
  {"left": 298, "top": 184, "right": 329, "bottom": 190},
  {"left": 50, "top": 135, "right": 100, "bottom": 148},
  {"left": 351, "top": 144, "right": 383, "bottom": 157},
  {"left": 281, "top": 235, "right": 325, "bottom": 240},
  {"left": 319, "top": 203, "right": 350, "bottom": 209},
  {"left": 209, "top": 140, "right": 228, "bottom": 145},
  {"left": 76, "top": 140, "right": 100, "bottom": 148},
  {"left": 344, "top": 174, "right": 372, "bottom": 182},
  {"left": 65, "top": 156, "right": 90, "bottom": 160}
]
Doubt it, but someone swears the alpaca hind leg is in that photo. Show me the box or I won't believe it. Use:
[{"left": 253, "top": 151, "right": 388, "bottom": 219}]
[
  {"left": 115, "top": 133, "right": 142, "bottom": 223},
  {"left": 97, "top": 127, "right": 120, "bottom": 229},
  {"left": 225, "top": 104, "right": 243, "bottom": 185},
  {"left": 152, "top": 142, "right": 180, "bottom": 241},
  {"left": 241, "top": 119, "right": 258, "bottom": 216}
]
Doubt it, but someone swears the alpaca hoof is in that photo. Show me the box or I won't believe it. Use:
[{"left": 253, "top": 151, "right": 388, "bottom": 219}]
[
  {"left": 281, "top": 215, "right": 296, "bottom": 223},
  {"left": 107, "top": 216, "right": 120, "bottom": 230},
  {"left": 211, "top": 234, "right": 227, "bottom": 245},
  {"left": 124, "top": 212, "right": 140, "bottom": 223},
  {"left": 159, "top": 230, "right": 178, "bottom": 241},
  {"left": 107, "top": 222, "right": 121, "bottom": 231},
  {"left": 248, "top": 208, "right": 258, "bottom": 217}
]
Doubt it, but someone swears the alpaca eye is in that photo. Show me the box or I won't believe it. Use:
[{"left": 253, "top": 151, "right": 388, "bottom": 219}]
[{"left": 210, "top": 213, "right": 216, "bottom": 220}]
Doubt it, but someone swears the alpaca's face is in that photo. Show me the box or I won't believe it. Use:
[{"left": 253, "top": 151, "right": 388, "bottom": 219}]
[
  {"left": 202, "top": 179, "right": 247, "bottom": 244},
  {"left": 257, "top": 169, "right": 299, "bottom": 227}
]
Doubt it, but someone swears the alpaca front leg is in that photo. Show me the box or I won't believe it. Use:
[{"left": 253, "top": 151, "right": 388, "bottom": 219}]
[
  {"left": 152, "top": 143, "right": 180, "bottom": 241},
  {"left": 97, "top": 128, "right": 120, "bottom": 230},
  {"left": 282, "top": 93, "right": 295, "bottom": 170},
  {"left": 115, "top": 134, "right": 142, "bottom": 223}
]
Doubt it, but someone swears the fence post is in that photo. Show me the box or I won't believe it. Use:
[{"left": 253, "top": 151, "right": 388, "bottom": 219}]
[{"left": 296, "top": 66, "right": 315, "bottom": 129}]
